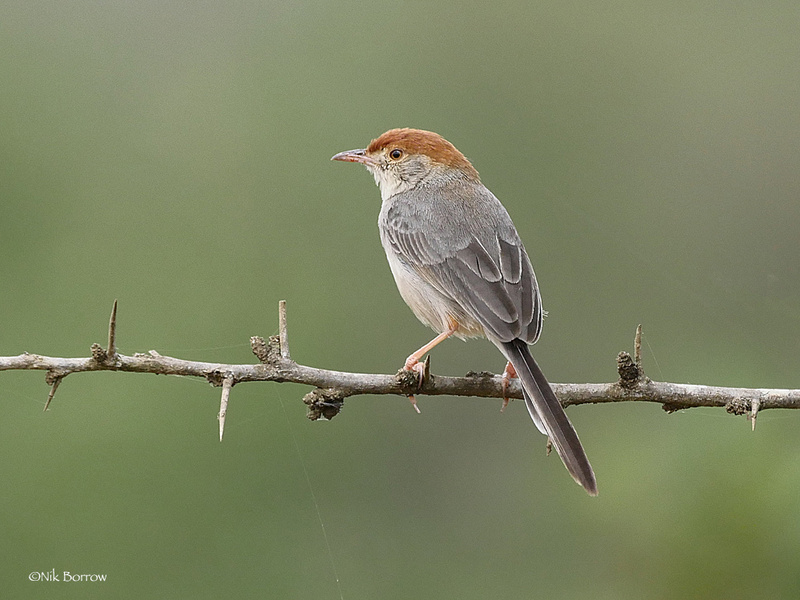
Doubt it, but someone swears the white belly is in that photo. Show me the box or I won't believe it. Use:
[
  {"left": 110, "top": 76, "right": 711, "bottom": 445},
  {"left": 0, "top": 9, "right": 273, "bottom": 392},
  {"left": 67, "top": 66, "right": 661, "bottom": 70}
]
[{"left": 383, "top": 247, "right": 484, "bottom": 339}]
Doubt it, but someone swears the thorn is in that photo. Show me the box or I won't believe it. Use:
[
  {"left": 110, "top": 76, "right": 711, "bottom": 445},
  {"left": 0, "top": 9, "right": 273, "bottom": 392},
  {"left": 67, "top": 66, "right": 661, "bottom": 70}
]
[
  {"left": 407, "top": 395, "right": 421, "bottom": 413},
  {"left": 218, "top": 374, "right": 234, "bottom": 441},
  {"left": 546, "top": 438, "right": 553, "bottom": 456},
  {"left": 43, "top": 375, "right": 63, "bottom": 412},
  {"left": 107, "top": 299, "right": 118, "bottom": 359},
  {"left": 750, "top": 398, "right": 760, "bottom": 431},
  {"left": 278, "top": 300, "right": 290, "bottom": 359},
  {"left": 634, "top": 324, "right": 642, "bottom": 365}
]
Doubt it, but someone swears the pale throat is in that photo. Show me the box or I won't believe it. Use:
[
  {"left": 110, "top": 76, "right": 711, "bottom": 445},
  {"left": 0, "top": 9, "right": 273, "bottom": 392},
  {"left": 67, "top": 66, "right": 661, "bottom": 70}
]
[{"left": 367, "top": 165, "right": 414, "bottom": 202}]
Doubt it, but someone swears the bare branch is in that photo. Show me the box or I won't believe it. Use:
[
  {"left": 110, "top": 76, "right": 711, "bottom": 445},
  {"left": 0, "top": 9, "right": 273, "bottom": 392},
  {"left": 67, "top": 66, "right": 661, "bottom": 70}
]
[{"left": 2, "top": 302, "right": 799, "bottom": 430}]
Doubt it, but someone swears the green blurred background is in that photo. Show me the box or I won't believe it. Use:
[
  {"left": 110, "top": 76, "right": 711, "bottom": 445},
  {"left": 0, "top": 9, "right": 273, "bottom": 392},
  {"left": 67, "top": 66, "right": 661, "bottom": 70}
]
[{"left": 2, "top": 1, "right": 800, "bottom": 598}]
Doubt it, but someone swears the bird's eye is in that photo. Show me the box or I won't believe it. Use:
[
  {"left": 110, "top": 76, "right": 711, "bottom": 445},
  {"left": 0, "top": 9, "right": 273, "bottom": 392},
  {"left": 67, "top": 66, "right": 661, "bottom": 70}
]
[{"left": 389, "top": 148, "right": 404, "bottom": 160}]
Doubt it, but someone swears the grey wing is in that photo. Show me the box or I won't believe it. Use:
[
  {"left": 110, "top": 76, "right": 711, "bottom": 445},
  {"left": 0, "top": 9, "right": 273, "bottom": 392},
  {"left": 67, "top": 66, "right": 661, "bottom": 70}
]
[
  {"left": 444, "top": 235, "right": 542, "bottom": 343},
  {"left": 381, "top": 186, "right": 543, "bottom": 344}
]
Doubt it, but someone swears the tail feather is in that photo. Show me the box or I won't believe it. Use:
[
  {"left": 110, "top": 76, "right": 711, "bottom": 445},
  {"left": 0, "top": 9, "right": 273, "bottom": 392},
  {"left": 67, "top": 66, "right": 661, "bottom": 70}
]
[{"left": 498, "top": 339, "right": 598, "bottom": 496}]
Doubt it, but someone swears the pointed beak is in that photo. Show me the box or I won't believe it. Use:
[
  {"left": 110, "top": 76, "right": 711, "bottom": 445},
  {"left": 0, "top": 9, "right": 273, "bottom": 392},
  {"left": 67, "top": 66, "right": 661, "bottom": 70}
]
[{"left": 331, "top": 148, "right": 378, "bottom": 167}]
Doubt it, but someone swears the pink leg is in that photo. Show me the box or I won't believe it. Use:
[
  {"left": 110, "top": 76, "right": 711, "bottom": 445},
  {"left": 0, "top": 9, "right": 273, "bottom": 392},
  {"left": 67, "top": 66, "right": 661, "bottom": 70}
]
[
  {"left": 500, "top": 361, "right": 517, "bottom": 412},
  {"left": 404, "top": 323, "right": 458, "bottom": 413},
  {"left": 404, "top": 327, "right": 457, "bottom": 371}
]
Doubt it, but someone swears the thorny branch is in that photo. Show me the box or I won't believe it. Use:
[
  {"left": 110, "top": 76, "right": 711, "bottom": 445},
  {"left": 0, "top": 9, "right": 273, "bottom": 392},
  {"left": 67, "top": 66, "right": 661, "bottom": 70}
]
[{"left": 1, "top": 301, "right": 798, "bottom": 439}]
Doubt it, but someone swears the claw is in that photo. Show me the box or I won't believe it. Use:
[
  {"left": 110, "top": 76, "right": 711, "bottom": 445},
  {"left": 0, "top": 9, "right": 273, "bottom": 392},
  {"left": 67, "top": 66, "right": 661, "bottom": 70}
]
[
  {"left": 403, "top": 357, "right": 428, "bottom": 413},
  {"left": 400, "top": 326, "right": 457, "bottom": 413},
  {"left": 501, "top": 361, "right": 517, "bottom": 412},
  {"left": 411, "top": 359, "right": 426, "bottom": 386}
]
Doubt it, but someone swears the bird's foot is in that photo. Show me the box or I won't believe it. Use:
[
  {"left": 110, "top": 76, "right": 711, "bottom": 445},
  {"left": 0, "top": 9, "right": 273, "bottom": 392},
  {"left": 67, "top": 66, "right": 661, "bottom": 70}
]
[
  {"left": 404, "top": 356, "right": 427, "bottom": 382},
  {"left": 500, "top": 361, "right": 517, "bottom": 412},
  {"left": 402, "top": 355, "right": 430, "bottom": 414}
]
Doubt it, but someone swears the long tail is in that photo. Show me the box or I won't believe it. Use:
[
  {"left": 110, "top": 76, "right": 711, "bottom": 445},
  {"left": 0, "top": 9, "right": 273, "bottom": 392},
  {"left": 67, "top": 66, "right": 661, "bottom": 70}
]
[{"left": 498, "top": 338, "right": 598, "bottom": 496}]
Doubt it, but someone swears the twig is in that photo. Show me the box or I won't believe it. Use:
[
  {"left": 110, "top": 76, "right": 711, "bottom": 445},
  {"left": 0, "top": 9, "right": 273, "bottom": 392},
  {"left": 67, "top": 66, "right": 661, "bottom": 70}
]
[{"left": 1, "top": 302, "right": 799, "bottom": 431}]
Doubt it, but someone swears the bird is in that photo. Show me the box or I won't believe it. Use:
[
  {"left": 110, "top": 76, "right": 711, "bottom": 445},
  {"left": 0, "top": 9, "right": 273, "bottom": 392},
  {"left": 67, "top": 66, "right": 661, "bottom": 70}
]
[{"left": 332, "top": 128, "right": 597, "bottom": 495}]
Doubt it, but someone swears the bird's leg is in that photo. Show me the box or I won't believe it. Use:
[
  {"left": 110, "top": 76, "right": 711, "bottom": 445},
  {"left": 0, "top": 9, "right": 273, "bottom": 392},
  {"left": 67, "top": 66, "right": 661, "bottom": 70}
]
[
  {"left": 501, "top": 361, "right": 517, "bottom": 412},
  {"left": 403, "top": 322, "right": 458, "bottom": 412},
  {"left": 404, "top": 323, "right": 459, "bottom": 376}
]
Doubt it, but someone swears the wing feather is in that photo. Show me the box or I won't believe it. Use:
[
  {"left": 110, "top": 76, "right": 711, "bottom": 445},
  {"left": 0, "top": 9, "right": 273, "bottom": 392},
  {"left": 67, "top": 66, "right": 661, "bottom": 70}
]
[{"left": 379, "top": 184, "right": 543, "bottom": 343}]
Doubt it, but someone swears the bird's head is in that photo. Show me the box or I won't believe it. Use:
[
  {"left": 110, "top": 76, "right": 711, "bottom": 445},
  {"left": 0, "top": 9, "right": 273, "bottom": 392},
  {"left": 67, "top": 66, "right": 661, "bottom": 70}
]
[{"left": 332, "top": 128, "right": 480, "bottom": 200}]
